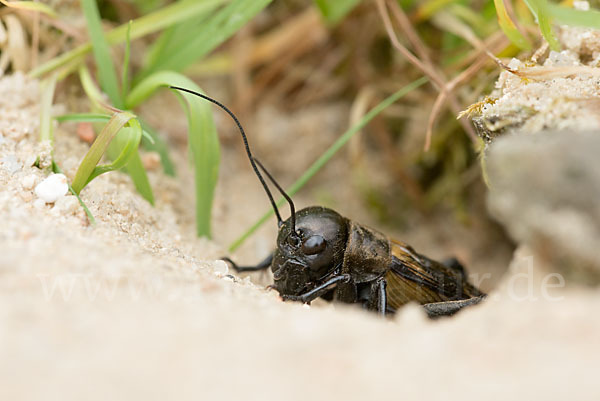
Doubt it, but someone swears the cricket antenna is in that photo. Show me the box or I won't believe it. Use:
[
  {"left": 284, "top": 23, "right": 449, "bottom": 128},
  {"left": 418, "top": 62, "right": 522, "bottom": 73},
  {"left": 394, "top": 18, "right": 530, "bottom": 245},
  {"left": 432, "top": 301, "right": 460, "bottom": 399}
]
[
  {"left": 252, "top": 157, "right": 296, "bottom": 238},
  {"left": 169, "top": 86, "right": 296, "bottom": 232}
]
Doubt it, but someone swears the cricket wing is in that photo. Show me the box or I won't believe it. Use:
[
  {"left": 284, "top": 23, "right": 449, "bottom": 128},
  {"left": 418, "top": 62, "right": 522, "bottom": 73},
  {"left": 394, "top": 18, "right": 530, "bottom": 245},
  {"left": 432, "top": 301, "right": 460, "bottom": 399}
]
[{"left": 385, "top": 240, "right": 480, "bottom": 311}]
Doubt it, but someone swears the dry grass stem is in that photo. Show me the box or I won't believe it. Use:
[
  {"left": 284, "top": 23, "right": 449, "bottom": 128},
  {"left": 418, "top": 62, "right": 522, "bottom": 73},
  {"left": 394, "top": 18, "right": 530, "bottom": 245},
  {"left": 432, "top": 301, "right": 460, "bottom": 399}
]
[{"left": 378, "top": 0, "right": 479, "bottom": 150}]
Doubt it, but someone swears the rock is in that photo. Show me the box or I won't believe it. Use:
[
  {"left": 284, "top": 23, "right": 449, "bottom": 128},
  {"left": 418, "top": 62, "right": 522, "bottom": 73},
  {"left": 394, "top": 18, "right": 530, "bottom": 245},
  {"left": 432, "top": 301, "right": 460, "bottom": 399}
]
[
  {"left": 465, "top": 18, "right": 600, "bottom": 143},
  {"left": 486, "top": 130, "right": 600, "bottom": 284},
  {"left": 34, "top": 173, "right": 69, "bottom": 203}
]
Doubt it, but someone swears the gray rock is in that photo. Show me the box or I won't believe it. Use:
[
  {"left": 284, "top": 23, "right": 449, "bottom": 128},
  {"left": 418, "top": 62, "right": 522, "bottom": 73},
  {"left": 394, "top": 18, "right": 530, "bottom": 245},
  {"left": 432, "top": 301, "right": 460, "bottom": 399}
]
[{"left": 486, "top": 130, "right": 600, "bottom": 284}]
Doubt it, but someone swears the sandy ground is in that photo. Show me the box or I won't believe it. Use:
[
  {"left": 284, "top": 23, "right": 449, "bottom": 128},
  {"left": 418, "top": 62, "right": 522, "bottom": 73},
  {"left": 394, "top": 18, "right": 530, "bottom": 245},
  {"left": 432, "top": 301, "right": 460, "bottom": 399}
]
[{"left": 1, "top": 72, "right": 599, "bottom": 400}]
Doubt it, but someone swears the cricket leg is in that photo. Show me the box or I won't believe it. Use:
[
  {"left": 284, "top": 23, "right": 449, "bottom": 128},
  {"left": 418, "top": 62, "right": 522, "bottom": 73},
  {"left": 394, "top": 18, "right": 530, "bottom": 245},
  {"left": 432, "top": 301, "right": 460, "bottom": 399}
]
[
  {"left": 376, "top": 278, "right": 387, "bottom": 317},
  {"left": 282, "top": 274, "right": 352, "bottom": 304},
  {"left": 422, "top": 295, "right": 486, "bottom": 318},
  {"left": 222, "top": 253, "right": 273, "bottom": 272}
]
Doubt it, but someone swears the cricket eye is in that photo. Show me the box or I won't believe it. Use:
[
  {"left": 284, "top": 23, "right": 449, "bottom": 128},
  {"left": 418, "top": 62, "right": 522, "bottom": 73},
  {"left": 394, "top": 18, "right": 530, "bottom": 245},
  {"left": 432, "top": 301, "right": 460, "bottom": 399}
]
[{"left": 301, "top": 235, "right": 327, "bottom": 255}]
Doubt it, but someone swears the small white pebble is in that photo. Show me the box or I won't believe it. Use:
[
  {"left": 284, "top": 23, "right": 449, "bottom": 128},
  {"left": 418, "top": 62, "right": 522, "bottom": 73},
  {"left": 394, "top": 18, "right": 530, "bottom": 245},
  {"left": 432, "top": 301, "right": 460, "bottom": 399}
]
[
  {"left": 213, "top": 260, "right": 229, "bottom": 275},
  {"left": 34, "top": 173, "right": 69, "bottom": 203},
  {"left": 21, "top": 174, "right": 36, "bottom": 190}
]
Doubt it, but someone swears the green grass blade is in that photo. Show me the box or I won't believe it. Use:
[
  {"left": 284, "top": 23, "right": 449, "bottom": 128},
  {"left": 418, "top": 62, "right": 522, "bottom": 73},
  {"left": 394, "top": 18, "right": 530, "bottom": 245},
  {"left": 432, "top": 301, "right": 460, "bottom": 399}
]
[
  {"left": 30, "top": 0, "right": 227, "bottom": 78},
  {"left": 79, "top": 66, "right": 105, "bottom": 110},
  {"left": 55, "top": 113, "right": 154, "bottom": 143},
  {"left": 55, "top": 113, "right": 111, "bottom": 123},
  {"left": 52, "top": 161, "right": 96, "bottom": 225},
  {"left": 89, "top": 122, "right": 142, "bottom": 184},
  {"left": 228, "top": 77, "right": 429, "bottom": 251},
  {"left": 121, "top": 149, "right": 155, "bottom": 205},
  {"left": 71, "top": 111, "right": 135, "bottom": 194},
  {"left": 121, "top": 21, "right": 132, "bottom": 101},
  {"left": 39, "top": 75, "right": 57, "bottom": 143},
  {"left": 549, "top": 4, "right": 600, "bottom": 29},
  {"left": 313, "top": 0, "right": 362, "bottom": 24},
  {"left": 128, "top": 71, "right": 220, "bottom": 237},
  {"left": 493, "top": 0, "right": 532, "bottom": 49},
  {"left": 523, "top": 0, "right": 560, "bottom": 50},
  {"left": 0, "top": 0, "right": 58, "bottom": 18},
  {"left": 415, "top": 0, "right": 457, "bottom": 21},
  {"left": 81, "top": 0, "right": 123, "bottom": 108},
  {"left": 143, "top": 14, "right": 200, "bottom": 72},
  {"left": 137, "top": 0, "right": 272, "bottom": 80}
]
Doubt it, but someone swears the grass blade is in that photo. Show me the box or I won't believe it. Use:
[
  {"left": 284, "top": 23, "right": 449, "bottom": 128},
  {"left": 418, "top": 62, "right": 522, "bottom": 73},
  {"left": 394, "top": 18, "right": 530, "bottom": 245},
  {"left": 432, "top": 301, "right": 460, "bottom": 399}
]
[
  {"left": 81, "top": 0, "right": 123, "bottom": 108},
  {"left": 79, "top": 66, "right": 105, "bottom": 110},
  {"left": 136, "top": 0, "right": 272, "bottom": 80},
  {"left": 39, "top": 74, "right": 57, "bottom": 143},
  {"left": 30, "top": 0, "right": 227, "bottom": 78},
  {"left": 52, "top": 161, "right": 96, "bottom": 225},
  {"left": 55, "top": 113, "right": 112, "bottom": 123},
  {"left": 71, "top": 111, "right": 136, "bottom": 194},
  {"left": 493, "top": 0, "right": 532, "bottom": 49},
  {"left": 549, "top": 4, "right": 600, "bottom": 29},
  {"left": 121, "top": 21, "right": 132, "bottom": 101},
  {"left": 89, "top": 122, "right": 142, "bottom": 184},
  {"left": 128, "top": 71, "right": 220, "bottom": 238},
  {"left": 121, "top": 149, "right": 155, "bottom": 205},
  {"left": 55, "top": 113, "right": 154, "bottom": 143},
  {"left": 313, "top": 0, "right": 362, "bottom": 24},
  {"left": 523, "top": 0, "right": 560, "bottom": 50},
  {"left": 228, "top": 77, "right": 428, "bottom": 251},
  {"left": 0, "top": 0, "right": 58, "bottom": 18}
]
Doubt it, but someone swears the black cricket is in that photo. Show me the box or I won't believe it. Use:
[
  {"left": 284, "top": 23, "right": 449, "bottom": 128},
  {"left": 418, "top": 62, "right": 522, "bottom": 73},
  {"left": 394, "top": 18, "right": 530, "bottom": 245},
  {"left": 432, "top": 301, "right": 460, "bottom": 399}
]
[{"left": 170, "top": 86, "right": 485, "bottom": 318}]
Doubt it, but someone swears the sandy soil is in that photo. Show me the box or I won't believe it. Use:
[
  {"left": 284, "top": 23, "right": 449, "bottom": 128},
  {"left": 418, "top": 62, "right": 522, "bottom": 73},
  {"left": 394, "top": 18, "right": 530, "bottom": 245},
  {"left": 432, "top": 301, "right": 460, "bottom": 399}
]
[{"left": 1, "top": 72, "right": 599, "bottom": 401}]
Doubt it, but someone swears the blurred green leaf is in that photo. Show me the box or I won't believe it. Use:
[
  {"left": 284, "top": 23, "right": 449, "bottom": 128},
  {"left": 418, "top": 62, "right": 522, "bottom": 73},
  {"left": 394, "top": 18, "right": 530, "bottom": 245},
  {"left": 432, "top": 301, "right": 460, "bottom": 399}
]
[
  {"left": 119, "top": 149, "right": 155, "bottom": 205},
  {"left": 81, "top": 0, "right": 123, "bottom": 108},
  {"left": 137, "top": 0, "right": 272, "bottom": 81},
  {"left": 313, "top": 0, "right": 362, "bottom": 24},
  {"left": 55, "top": 113, "right": 112, "bottom": 123},
  {"left": 128, "top": 71, "right": 220, "bottom": 238},
  {"left": 121, "top": 21, "right": 133, "bottom": 102},
  {"left": 549, "top": 4, "right": 600, "bottom": 29},
  {"left": 493, "top": 0, "right": 532, "bottom": 49},
  {"left": 523, "top": 0, "right": 560, "bottom": 50},
  {"left": 31, "top": 0, "right": 228, "bottom": 78},
  {"left": 0, "top": 0, "right": 58, "bottom": 18},
  {"left": 39, "top": 75, "right": 57, "bottom": 143}
]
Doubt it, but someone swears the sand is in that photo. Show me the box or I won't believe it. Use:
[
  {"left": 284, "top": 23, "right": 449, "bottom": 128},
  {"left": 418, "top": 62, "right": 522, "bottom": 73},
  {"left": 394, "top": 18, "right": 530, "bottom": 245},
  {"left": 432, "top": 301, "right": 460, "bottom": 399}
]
[{"left": 1, "top": 70, "right": 598, "bottom": 401}]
